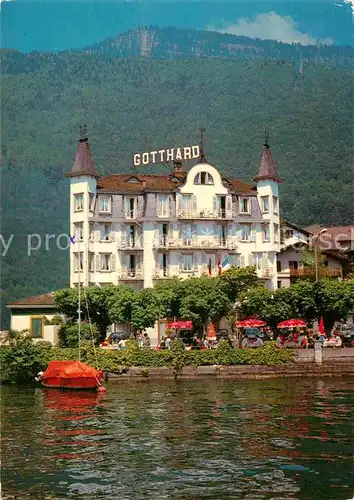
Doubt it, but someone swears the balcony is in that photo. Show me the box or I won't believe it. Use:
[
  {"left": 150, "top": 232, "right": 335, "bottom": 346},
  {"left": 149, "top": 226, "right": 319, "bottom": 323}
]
[
  {"left": 257, "top": 268, "right": 274, "bottom": 279},
  {"left": 118, "top": 237, "right": 143, "bottom": 250},
  {"left": 153, "top": 237, "right": 238, "bottom": 250},
  {"left": 177, "top": 208, "right": 235, "bottom": 220},
  {"left": 124, "top": 209, "right": 143, "bottom": 220},
  {"left": 290, "top": 267, "right": 341, "bottom": 278},
  {"left": 119, "top": 267, "right": 144, "bottom": 280},
  {"left": 156, "top": 208, "right": 171, "bottom": 219},
  {"left": 153, "top": 268, "right": 178, "bottom": 279}
]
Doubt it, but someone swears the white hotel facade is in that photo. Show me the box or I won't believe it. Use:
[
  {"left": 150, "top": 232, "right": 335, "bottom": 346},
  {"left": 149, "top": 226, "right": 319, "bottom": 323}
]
[{"left": 67, "top": 133, "right": 282, "bottom": 291}]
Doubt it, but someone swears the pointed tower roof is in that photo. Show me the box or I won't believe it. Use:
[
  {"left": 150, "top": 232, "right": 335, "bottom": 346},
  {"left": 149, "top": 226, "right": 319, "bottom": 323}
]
[
  {"left": 253, "top": 133, "right": 281, "bottom": 183},
  {"left": 197, "top": 127, "right": 207, "bottom": 163},
  {"left": 66, "top": 126, "right": 100, "bottom": 179}
]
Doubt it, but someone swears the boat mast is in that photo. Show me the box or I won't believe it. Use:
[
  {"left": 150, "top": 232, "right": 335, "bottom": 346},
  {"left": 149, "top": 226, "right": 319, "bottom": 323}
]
[{"left": 78, "top": 238, "right": 81, "bottom": 362}]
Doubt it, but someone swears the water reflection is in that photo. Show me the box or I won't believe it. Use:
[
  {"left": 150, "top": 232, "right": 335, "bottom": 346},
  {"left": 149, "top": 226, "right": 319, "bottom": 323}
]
[{"left": 1, "top": 378, "right": 354, "bottom": 499}]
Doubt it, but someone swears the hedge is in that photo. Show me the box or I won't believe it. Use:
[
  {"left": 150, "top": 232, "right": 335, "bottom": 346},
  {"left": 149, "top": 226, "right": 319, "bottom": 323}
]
[{"left": 0, "top": 340, "right": 295, "bottom": 382}]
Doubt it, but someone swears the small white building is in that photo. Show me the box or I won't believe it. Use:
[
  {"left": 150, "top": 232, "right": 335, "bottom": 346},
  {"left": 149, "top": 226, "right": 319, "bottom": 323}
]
[{"left": 67, "top": 131, "right": 282, "bottom": 291}]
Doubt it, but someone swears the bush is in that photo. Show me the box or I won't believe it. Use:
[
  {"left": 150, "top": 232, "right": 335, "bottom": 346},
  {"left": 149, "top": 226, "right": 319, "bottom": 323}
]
[{"left": 58, "top": 323, "right": 99, "bottom": 348}]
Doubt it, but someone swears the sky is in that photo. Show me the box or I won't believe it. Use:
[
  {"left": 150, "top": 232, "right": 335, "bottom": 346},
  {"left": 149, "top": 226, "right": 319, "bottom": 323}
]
[{"left": 1, "top": 1, "right": 353, "bottom": 52}]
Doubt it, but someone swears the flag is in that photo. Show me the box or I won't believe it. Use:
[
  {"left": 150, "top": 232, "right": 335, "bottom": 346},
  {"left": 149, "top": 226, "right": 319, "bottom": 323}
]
[
  {"left": 221, "top": 256, "right": 230, "bottom": 272},
  {"left": 208, "top": 258, "right": 212, "bottom": 276},
  {"left": 217, "top": 257, "right": 222, "bottom": 275}
]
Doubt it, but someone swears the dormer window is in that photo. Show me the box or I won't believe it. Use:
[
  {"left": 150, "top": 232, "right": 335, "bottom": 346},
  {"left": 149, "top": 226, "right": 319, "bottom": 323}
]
[
  {"left": 99, "top": 196, "right": 111, "bottom": 214},
  {"left": 194, "top": 172, "right": 214, "bottom": 185},
  {"left": 240, "top": 197, "right": 250, "bottom": 214}
]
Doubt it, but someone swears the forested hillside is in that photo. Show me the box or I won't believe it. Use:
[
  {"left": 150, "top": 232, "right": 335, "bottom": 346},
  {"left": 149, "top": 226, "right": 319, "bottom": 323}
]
[{"left": 1, "top": 28, "right": 353, "bottom": 327}]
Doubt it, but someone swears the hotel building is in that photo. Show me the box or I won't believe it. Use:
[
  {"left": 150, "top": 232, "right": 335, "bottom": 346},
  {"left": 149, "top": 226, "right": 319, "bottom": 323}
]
[{"left": 67, "top": 131, "right": 282, "bottom": 290}]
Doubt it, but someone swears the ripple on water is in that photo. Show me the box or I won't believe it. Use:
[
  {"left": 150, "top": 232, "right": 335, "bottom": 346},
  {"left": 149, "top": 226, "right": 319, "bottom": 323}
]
[{"left": 1, "top": 378, "right": 354, "bottom": 499}]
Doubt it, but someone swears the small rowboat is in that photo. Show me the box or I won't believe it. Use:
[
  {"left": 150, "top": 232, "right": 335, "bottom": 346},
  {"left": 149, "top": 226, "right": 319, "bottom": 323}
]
[{"left": 39, "top": 360, "right": 105, "bottom": 391}]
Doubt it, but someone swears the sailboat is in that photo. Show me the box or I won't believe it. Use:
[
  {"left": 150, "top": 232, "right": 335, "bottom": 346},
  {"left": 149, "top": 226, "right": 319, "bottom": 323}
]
[{"left": 39, "top": 238, "right": 106, "bottom": 392}]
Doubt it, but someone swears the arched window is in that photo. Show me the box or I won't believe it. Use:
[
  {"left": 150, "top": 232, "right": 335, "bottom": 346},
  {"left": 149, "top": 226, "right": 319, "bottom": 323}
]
[{"left": 194, "top": 172, "right": 214, "bottom": 185}]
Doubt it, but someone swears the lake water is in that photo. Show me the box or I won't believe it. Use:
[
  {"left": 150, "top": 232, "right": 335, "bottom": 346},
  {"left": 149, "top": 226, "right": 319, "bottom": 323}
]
[{"left": 1, "top": 377, "right": 354, "bottom": 499}]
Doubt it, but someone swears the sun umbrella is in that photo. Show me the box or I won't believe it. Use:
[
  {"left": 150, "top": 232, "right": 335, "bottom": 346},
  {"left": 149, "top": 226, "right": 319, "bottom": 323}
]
[
  {"left": 167, "top": 320, "right": 193, "bottom": 329},
  {"left": 236, "top": 318, "right": 266, "bottom": 328},
  {"left": 206, "top": 323, "right": 217, "bottom": 340},
  {"left": 277, "top": 319, "right": 307, "bottom": 329},
  {"left": 318, "top": 317, "right": 325, "bottom": 335}
]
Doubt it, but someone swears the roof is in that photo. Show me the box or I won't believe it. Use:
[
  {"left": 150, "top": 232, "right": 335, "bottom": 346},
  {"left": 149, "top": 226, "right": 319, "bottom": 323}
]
[
  {"left": 306, "top": 225, "right": 354, "bottom": 251},
  {"left": 66, "top": 138, "right": 100, "bottom": 179},
  {"left": 281, "top": 219, "right": 311, "bottom": 236},
  {"left": 97, "top": 173, "right": 255, "bottom": 194},
  {"left": 7, "top": 292, "right": 56, "bottom": 308},
  {"left": 253, "top": 142, "right": 281, "bottom": 183}
]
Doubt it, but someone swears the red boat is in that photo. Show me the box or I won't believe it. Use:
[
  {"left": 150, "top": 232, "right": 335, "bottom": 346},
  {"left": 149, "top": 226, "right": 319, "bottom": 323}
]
[{"left": 40, "top": 360, "right": 104, "bottom": 390}]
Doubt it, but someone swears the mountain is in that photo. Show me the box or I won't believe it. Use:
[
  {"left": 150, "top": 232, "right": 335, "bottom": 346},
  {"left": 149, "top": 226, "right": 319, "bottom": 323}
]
[
  {"left": 83, "top": 26, "right": 354, "bottom": 67},
  {"left": 1, "top": 26, "right": 353, "bottom": 327}
]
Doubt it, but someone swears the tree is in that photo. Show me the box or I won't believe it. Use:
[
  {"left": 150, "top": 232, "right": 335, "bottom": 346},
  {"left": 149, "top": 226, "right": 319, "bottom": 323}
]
[
  {"left": 130, "top": 288, "right": 164, "bottom": 333},
  {"left": 106, "top": 285, "right": 135, "bottom": 326},
  {"left": 218, "top": 266, "right": 259, "bottom": 302},
  {"left": 179, "top": 276, "right": 231, "bottom": 334},
  {"left": 153, "top": 277, "right": 184, "bottom": 318}
]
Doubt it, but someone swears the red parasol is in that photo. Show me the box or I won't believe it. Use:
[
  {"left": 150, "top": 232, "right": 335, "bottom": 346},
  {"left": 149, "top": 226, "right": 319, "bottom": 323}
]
[
  {"left": 318, "top": 316, "right": 325, "bottom": 335},
  {"left": 277, "top": 319, "right": 307, "bottom": 329},
  {"left": 167, "top": 320, "right": 193, "bottom": 329},
  {"left": 236, "top": 318, "right": 266, "bottom": 328}
]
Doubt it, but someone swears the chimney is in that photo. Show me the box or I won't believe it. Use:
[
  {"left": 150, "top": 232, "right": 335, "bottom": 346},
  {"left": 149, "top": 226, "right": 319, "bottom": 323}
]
[{"left": 173, "top": 161, "right": 183, "bottom": 173}]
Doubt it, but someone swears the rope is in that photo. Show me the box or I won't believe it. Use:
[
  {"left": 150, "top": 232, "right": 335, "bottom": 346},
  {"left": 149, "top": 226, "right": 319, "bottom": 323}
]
[{"left": 83, "top": 287, "right": 99, "bottom": 369}]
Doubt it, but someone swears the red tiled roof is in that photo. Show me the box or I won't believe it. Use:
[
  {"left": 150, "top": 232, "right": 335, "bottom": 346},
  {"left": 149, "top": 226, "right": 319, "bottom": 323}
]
[
  {"left": 97, "top": 173, "right": 255, "bottom": 193},
  {"left": 66, "top": 139, "right": 100, "bottom": 179},
  {"left": 254, "top": 143, "right": 281, "bottom": 182},
  {"left": 8, "top": 293, "right": 56, "bottom": 307}
]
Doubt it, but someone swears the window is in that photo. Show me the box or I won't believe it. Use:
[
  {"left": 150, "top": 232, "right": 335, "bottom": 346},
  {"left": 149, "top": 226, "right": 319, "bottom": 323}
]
[
  {"left": 285, "top": 229, "right": 293, "bottom": 239},
  {"left": 277, "top": 281, "right": 282, "bottom": 289},
  {"left": 240, "top": 224, "right": 251, "bottom": 241},
  {"left": 125, "top": 197, "right": 136, "bottom": 219},
  {"left": 289, "top": 261, "right": 298, "bottom": 270},
  {"left": 74, "top": 222, "right": 83, "bottom": 241},
  {"left": 183, "top": 254, "right": 193, "bottom": 271},
  {"left": 99, "top": 196, "right": 111, "bottom": 213},
  {"left": 74, "top": 252, "right": 84, "bottom": 272},
  {"left": 261, "top": 196, "right": 269, "bottom": 213},
  {"left": 228, "top": 254, "right": 238, "bottom": 267},
  {"left": 252, "top": 253, "right": 263, "bottom": 270},
  {"left": 89, "top": 252, "right": 95, "bottom": 272},
  {"left": 262, "top": 223, "right": 270, "bottom": 242},
  {"left": 100, "top": 253, "right": 111, "bottom": 271},
  {"left": 194, "top": 172, "right": 214, "bottom": 185},
  {"left": 277, "top": 260, "right": 282, "bottom": 272},
  {"left": 128, "top": 254, "right": 136, "bottom": 274},
  {"left": 217, "top": 225, "right": 226, "bottom": 245},
  {"left": 240, "top": 198, "right": 250, "bottom": 214},
  {"left": 74, "top": 193, "right": 83, "bottom": 211},
  {"left": 30, "top": 316, "right": 43, "bottom": 339},
  {"left": 181, "top": 195, "right": 192, "bottom": 209},
  {"left": 100, "top": 223, "right": 111, "bottom": 241},
  {"left": 274, "top": 223, "right": 279, "bottom": 243},
  {"left": 182, "top": 224, "right": 193, "bottom": 244},
  {"left": 156, "top": 194, "right": 169, "bottom": 217},
  {"left": 273, "top": 196, "right": 278, "bottom": 214},
  {"left": 89, "top": 193, "right": 95, "bottom": 211},
  {"left": 89, "top": 222, "right": 95, "bottom": 241}
]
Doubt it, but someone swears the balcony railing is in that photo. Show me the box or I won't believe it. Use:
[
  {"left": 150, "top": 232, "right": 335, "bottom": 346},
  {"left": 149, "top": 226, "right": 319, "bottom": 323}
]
[
  {"left": 125, "top": 209, "right": 143, "bottom": 220},
  {"left": 177, "top": 208, "right": 235, "bottom": 220},
  {"left": 156, "top": 209, "right": 171, "bottom": 218},
  {"left": 119, "top": 267, "right": 144, "bottom": 279},
  {"left": 290, "top": 267, "right": 341, "bottom": 277},
  {"left": 118, "top": 237, "right": 143, "bottom": 250},
  {"left": 257, "top": 268, "right": 274, "bottom": 278},
  {"left": 153, "top": 268, "right": 178, "bottom": 279},
  {"left": 153, "top": 237, "right": 238, "bottom": 250}
]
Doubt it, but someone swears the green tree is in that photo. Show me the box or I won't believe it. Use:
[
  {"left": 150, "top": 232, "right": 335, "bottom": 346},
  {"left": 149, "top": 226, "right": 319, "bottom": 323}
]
[
  {"left": 131, "top": 288, "right": 164, "bottom": 333},
  {"left": 106, "top": 285, "right": 135, "bottom": 325},
  {"left": 179, "top": 275, "right": 231, "bottom": 334},
  {"left": 218, "top": 266, "right": 258, "bottom": 302},
  {"left": 153, "top": 277, "right": 184, "bottom": 318}
]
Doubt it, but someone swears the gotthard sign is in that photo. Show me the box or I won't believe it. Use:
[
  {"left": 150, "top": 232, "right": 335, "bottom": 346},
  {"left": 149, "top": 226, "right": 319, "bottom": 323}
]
[{"left": 133, "top": 145, "right": 200, "bottom": 166}]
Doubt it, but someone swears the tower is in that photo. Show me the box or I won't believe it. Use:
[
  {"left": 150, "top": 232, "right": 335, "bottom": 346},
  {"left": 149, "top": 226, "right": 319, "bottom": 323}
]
[
  {"left": 253, "top": 133, "right": 282, "bottom": 289},
  {"left": 66, "top": 126, "right": 100, "bottom": 287}
]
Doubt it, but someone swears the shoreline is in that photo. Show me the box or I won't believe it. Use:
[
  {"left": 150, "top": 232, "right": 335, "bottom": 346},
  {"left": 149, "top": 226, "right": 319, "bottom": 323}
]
[{"left": 106, "top": 361, "right": 354, "bottom": 381}]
